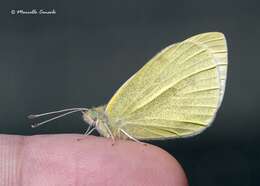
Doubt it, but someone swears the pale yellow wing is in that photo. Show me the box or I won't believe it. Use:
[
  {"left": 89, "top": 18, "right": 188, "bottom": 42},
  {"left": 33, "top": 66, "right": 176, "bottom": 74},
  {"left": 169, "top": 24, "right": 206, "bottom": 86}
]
[
  {"left": 106, "top": 32, "right": 228, "bottom": 139},
  {"left": 186, "top": 32, "right": 228, "bottom": 104}
]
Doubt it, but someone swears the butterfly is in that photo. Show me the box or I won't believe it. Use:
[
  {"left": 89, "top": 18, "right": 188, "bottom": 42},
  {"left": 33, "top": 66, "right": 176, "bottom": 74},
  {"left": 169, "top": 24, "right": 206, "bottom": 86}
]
[{"left": 29, "top": 32, "right": 228, "bottom": 142}]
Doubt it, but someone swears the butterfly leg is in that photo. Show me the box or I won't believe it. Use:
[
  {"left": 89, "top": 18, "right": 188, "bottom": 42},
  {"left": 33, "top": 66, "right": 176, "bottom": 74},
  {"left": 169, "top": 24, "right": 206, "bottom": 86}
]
[
  {"left": 84, "top": 124, "right": 92, "bottom": 135},
  {"left": 100, "top": 120, "right": 116, "bottom": 145},
  {"left": 84, "top": 127, "right": 96, "bottom": 136},
  {"left": 120, "top": 128, "right": 146, "bottom": 145},
  {"left": 77, "top": 125, "right": 96, "bottom": 141}
]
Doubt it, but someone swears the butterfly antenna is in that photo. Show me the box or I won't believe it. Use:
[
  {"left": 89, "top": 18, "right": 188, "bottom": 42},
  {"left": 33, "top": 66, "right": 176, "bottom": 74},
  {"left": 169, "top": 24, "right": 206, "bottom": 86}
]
[
  {"left": 29, "top": 108, "right": 88, "bottom": 128},
  {"left": 28, "top": 108, "right": 88, "bottom": 119}
]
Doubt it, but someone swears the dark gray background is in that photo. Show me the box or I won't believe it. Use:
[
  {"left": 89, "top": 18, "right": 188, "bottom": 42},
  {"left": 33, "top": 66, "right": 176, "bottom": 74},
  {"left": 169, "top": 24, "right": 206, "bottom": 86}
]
[{"left": 0, "top": 0, "right": 259, "bottom": 185}]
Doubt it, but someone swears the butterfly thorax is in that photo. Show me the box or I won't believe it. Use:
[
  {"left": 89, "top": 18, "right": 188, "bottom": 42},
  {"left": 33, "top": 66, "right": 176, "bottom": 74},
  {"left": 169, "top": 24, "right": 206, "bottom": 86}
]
[{"left": 83, "top": 105, "right": 118, "bottom": 138}]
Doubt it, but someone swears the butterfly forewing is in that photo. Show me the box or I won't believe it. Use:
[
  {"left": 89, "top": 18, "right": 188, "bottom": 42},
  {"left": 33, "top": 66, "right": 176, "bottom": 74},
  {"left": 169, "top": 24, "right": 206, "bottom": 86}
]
[{"left": 105, "top": 32, "right": 228, "bottom": 140}]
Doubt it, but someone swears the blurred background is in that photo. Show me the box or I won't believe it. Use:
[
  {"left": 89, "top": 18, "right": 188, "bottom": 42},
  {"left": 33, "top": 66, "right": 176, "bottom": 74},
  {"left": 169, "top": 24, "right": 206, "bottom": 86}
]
[{"left": 0, "top": 0, "right": 259, "bottom": 185}]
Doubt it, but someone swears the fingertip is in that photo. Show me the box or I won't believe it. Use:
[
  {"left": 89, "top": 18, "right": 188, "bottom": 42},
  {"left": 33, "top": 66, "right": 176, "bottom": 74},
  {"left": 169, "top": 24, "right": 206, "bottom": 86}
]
[
  {"left": 17, "top": 134, "right": 188, "bottom": 186},
  {"left": 70, "top": 135, "right": 189, "bottom": 186},
  {"left": 109, "top": 140, "right": 189, "bottom": 186}
]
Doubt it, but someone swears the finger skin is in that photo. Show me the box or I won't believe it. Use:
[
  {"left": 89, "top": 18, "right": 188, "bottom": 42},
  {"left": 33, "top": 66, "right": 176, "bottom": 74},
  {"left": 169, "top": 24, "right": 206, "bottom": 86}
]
[{"left": 0, "top": 134, "right": 188, "bottom": 186}]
